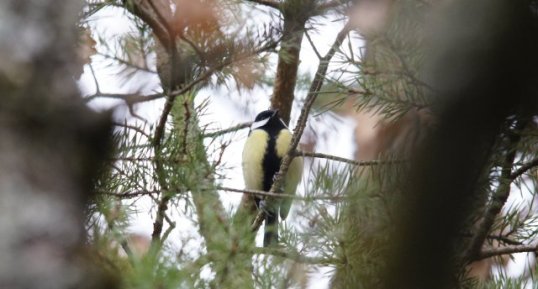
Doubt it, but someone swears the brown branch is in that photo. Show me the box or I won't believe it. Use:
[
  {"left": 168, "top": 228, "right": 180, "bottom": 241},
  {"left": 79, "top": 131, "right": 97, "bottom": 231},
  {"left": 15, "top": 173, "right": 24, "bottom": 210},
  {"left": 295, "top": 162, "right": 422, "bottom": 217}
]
[
  {"left": 510, "top": 157, "right": 538, "bottom": 180},
  {"left": 152, "top": 194, "right": 171, "bottom": 242},
  {"left": 160, "top": 213, "right": 176, "bottom": 243},
  {"left": 268, "top": 22, "right": 351, "bottom": 200},
  {"left": 123, "top": 0, "right": 171, "bottom": 47},
  {"left": 253, "top": 247, "right": 342, "bottom": 265},
  {"left": 270, "top": 1, "right": 313, "bottom": 124},
  {"left": 477, "top": 244, "right": 538, "bottom": 260}
]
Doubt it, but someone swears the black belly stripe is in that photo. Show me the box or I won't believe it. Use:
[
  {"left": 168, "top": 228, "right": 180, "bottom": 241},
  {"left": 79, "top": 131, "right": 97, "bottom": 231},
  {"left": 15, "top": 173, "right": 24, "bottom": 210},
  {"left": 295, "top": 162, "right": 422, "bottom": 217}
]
[{"left": 261, "top": 128, "right": 282, "bottom": 193}]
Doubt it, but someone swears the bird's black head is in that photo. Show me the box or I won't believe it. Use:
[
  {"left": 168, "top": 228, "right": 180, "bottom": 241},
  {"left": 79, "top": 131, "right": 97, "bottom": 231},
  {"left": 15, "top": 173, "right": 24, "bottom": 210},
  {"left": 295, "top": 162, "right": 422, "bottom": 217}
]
[{"left": 251, "top": 109, "right": 286, "bottom": 131}]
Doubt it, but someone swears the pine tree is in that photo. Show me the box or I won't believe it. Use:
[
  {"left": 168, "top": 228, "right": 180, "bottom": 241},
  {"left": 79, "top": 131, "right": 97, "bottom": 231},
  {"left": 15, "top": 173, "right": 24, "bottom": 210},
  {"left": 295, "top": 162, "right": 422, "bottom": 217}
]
[{"left": 52, "top": 0, "right": 538, "bottom": 288}]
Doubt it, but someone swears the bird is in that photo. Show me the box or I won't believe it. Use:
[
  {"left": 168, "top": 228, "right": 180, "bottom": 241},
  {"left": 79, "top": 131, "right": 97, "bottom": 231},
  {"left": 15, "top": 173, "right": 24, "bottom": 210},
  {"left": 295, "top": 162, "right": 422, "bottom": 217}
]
[{"left": 242, "top": 109, "right": 303, "bottom": 247}]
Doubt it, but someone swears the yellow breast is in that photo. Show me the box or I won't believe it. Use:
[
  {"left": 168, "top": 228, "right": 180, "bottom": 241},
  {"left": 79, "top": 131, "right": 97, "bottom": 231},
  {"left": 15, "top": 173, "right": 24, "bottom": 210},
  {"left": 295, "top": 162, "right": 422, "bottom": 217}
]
[{"left": 242, "top": 130, "right": 269, "bottom": 190}]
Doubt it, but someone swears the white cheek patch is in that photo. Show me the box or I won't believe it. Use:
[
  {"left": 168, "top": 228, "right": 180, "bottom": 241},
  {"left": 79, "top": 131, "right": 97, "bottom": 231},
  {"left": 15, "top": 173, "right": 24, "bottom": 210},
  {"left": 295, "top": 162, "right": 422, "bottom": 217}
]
[{"left": 251, "top": 118, "right": 270, "bottom": 130}]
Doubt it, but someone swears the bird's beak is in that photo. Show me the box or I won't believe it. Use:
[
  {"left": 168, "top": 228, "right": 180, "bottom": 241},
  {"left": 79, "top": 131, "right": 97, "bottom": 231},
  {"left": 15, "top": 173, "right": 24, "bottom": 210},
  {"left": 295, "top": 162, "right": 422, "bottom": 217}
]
[{"left": 272, "top": 109, "right": 279, "bottom": 118}]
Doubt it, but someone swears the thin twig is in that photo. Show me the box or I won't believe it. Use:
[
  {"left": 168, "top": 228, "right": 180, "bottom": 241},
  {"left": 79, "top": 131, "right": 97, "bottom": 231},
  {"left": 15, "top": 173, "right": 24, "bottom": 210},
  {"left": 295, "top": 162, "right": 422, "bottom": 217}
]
[
  {"left": 113, "top": 122, "right": 152, "bottom": 138},
  {"left": 217, "top": 186, "right": 344, "bottom": 201},
  {"left": 297, "top": 150, "right": 403, "bottom": 167},
  {"left": 111, "top": 157, "right": 154, "bottom": 162},
  {"left": 202, "top": 122, "right": 251, "bottom": 138},
  {"left": 304, "top": 30, "right": 322, "bottom": 60},
  {"left": 84, "top": 92, "right": 163, "bottom": 104},
  {"left": 88, "top": 63, "right": 101, "bottom": 93},
  {"left": 100, "top": 190, "right": 161, "bottom": 199},
  {"left": 244, "top": 0, "right": 281, "bottom": 10},
  {"left": 510, "top": 157, "right": 538, "bottom": 180},
  {"left": 182, "top": 100, "right": 191, "bottom": 154},
  {"left": 161, "top": 213, "right": 176, "bottom": 243},
  {"left": 478, "top": 243, "right": 538, "bottom": 260},
  {"left": 97, "top": 52, "right": 157, "bottom": 74},
  {"left": 252, "top": 247, "right": 341, "bottom": 265}
]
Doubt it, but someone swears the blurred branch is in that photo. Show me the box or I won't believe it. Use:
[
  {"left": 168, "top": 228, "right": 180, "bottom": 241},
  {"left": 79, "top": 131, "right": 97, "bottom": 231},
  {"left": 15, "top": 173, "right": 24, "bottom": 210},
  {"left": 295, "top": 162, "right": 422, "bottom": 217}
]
[
  {"left": 478, "top": 243, "right": 538, "bottom": 260},
  {"left": 510, "top": 157, "right": 538, "bottom": 180},
  {"left": 317, "top": 0, "right": 348, "bottom": 12}
]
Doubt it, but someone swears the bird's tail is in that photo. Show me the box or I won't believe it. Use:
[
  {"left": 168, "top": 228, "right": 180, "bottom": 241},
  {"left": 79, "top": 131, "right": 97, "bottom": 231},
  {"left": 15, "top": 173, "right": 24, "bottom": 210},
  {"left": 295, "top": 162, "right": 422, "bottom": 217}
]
[{"left": 263, "top": 211, "right": 278, "bottom": 247}]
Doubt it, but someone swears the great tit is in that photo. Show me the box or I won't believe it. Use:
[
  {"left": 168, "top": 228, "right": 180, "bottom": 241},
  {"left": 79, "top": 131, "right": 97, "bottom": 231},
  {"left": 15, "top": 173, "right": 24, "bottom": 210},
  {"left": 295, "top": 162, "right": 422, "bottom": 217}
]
[{"left": 242, "top": 109, "right": 303, "bottom": 247}]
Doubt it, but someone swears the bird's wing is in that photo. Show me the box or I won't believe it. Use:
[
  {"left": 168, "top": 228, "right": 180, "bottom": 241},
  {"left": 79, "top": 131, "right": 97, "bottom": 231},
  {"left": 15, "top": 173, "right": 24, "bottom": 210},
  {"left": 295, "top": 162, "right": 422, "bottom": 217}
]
[{"left": 280, "top": 155, "right": 303, "bottom": 219}]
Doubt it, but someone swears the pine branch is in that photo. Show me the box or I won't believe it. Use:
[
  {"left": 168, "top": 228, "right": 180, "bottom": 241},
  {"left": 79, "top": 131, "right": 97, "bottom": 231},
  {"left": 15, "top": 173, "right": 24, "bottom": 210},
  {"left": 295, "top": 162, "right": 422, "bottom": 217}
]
[{"left": 478, "top": 243, "right": 538, "bottom": 260}]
